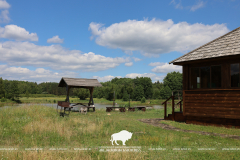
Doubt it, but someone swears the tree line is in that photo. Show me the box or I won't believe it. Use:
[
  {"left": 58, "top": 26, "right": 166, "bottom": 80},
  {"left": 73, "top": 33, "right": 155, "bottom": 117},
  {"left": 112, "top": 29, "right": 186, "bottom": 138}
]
[{"left": 0, "top": 71, "right": 182, "bottom": 102}]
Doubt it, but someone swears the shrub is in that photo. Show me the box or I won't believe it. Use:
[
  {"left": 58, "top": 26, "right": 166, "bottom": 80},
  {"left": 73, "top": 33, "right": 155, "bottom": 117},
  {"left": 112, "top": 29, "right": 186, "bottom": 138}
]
[
  {"left": 141, "top": 97, "right": 146, "bottom": 103},
  {"left": 53, "top": 99, "right": 56, "bottom": 103},
  {"left": 1, "top": 98, "right": 7, "bottom": 102}
]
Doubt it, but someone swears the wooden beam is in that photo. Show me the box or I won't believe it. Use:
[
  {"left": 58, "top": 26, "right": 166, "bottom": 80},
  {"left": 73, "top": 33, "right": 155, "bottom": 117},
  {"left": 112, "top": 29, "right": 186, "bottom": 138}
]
[{"left": 88, "top": 87, "right": 94, "bottom": 106}]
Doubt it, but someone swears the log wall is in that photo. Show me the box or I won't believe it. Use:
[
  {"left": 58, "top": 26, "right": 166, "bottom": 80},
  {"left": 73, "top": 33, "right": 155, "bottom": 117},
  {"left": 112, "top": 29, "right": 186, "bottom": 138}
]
[{"left": 183, "top": 89, "right": 240, "bottom": 120}]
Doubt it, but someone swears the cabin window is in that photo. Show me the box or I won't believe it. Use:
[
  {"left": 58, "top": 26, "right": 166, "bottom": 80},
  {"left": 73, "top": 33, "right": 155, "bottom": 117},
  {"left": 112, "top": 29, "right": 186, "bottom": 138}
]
[
  {"left": 231, "top": 63, "right": 240, "bottom": 87},
  {"left": 190, "top": 65, "right": 221, "bottom": 89},
  {"left": 200, "top": 66, "right": 210, "bottom": 88},
  {"left": 190, "top": 67, "right": 200, "bottom": 89},
  {"left": 211, "top": 65, "right": 221, "bottom": 88}
]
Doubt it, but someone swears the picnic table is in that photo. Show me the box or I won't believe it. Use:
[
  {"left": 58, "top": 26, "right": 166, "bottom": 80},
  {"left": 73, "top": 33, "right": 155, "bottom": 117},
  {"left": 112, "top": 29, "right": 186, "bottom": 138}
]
[
  {"left": 128, "top": 106, "right": 146, "bottom": 112},
  {"left": 57, "top": 101, "right": 95, "bottom": 117},
  {"left": 106, "top": 107, "right": 126, "bottom": 112}
]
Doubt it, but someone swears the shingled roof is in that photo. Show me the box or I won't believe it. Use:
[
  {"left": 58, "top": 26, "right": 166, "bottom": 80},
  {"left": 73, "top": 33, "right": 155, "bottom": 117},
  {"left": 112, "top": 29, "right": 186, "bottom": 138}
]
[
  {"left": 170, "top": 26, "right": 240, "bottom": 64},
  {"left": 58, "top": 77, "right": 102, "bottom": 88}
]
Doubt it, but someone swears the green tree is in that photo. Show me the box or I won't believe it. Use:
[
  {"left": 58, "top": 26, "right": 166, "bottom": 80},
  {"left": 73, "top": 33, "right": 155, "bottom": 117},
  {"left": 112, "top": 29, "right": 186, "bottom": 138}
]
[
  {"left": 163, "top": 71, "right": 182, "bottom": 97},
  {"left": 122, "top": 89, "right": 129, "bottom": 101},
  {"left": 77, "top": 88, "right": 89, "bottom": 100},
  {"left": 160, "top": 85, "right": 172, "bottom": 99},
  {"left": 133, "top": 85, "right": 144, "bottom": 101},
  {"left": 11, "top": 81, "right": 20, "bottom": 100},
  {"left": 152, "top": 89, "right": 160, "bottom": 99},
  {"left": 0, "top": 77, "right": 5, "bottom": 99},
  {"left": 141, "top": 97, "right": 146, "bottom": 103},
  {"left": 25, "top": 90, "right": 29, "bottom": 99}
]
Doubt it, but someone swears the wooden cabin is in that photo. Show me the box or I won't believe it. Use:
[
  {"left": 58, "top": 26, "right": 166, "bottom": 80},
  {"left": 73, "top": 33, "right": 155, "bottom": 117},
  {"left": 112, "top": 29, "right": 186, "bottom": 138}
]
[{"left": 167, "top": 26, "right": 240, "bottom": 128}]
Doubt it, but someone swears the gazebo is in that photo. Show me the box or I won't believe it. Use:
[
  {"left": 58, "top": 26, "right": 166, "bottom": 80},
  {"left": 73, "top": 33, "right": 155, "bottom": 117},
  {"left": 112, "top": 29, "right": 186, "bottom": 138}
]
[
  {"left": 164, "top": 26, "right": 240, "bottom": 128},
  {"left": 57, "top": 77, "right": 102, "bottom": 115}
]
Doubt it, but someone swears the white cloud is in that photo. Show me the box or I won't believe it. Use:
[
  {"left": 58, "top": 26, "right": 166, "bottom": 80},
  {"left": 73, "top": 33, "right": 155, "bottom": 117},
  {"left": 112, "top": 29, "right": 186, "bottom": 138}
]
[
  {"left": 89, "top": 19, "right": 229, "bottom": 56},
  {"left": 92, "top": 75, "right": 122, "bottom": 82},
  {"left": 132, "top": 57, "right": 141, "bottom": 62},
  {"left": 150, "top": 62, "right": 182, "bottom": 73},
  {"left": 47, "top": 35, "right": 64, "bottom": 43},
  {"left": 93, "top": 73, "right": 165, "bottom": 83},
  {"left": 0, "top": 0, "right": 10, "bottom": 23},
  {"left": 171, "top": 0, "right": 205, "bottom": 11},
  {"left": 0, "top": 65, "right": 78, "bottom": 83},
  {"left": 0, "top": 41, "right": 130, "bottom": 72},
  {"left": 190, "top": 1, "right": 205, "bottom": 11},
  {"left": 125, "top": 73, "right": 165, "bottom": 82},
  {"left": 125, "top": 62, "right": 133, "bottom": 67},
  {"left": 0, "top": 0, "right": 10, "bottom": 9},
  {"left": 0, "top": 10, "right": 9, "bottom": 23},
  {"left": 0, "top": 25, "right": 38, "bottom": 41}
]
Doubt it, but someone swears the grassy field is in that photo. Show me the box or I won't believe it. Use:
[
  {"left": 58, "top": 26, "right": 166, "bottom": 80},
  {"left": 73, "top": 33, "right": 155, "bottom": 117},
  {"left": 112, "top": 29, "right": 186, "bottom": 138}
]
[
  {"left": 16, "top": 96, "right": 168, "bottom": 105},
  {"left": 0, "top": 103, "right": 240, "bottom": 159}
]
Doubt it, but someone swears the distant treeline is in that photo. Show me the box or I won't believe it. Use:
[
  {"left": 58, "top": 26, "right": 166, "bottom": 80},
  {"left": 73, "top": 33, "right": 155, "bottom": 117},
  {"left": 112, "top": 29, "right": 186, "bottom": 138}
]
[{"left": 0, "top": 71, "right": 182, "bottom": 101}]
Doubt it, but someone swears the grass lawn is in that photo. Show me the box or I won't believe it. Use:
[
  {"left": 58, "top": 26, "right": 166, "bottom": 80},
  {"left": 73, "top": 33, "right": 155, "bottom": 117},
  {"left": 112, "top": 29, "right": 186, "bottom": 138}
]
[
  {"left": 17, "top": 96, "right": 168, "bottom": 105},
  {"left": 0, "top": 104, "right": 240, "bottom": 159}
]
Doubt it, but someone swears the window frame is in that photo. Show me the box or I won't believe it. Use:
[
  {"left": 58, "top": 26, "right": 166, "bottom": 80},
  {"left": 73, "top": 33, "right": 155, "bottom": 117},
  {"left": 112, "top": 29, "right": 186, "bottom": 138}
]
[
  {"left": 190, "top": 65, "right": 222, "bottom": 90},
  {"left": 230, "top": 63, "right": 240, "bottom": 88}
]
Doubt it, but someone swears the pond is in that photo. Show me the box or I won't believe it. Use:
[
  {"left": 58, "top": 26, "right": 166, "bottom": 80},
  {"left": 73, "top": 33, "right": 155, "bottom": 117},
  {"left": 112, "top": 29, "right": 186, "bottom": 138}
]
[{"left": 0, "top": 103, "right": 164, "bottom": 110}]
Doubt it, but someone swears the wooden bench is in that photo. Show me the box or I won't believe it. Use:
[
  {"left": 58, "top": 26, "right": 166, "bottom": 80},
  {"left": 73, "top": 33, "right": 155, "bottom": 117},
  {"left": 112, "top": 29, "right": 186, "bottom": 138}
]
[
  {"left": 106, "top": 107, "right": 126, "bottom": 112},
  {"left": 128, "top": 106, "right": 146, "bottom": 112}
]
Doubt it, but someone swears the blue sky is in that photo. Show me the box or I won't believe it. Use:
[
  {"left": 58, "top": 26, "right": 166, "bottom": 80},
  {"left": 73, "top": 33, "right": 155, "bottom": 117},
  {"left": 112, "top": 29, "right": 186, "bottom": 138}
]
[{"left": 0, "top": 0, "right": 239, "bottom": 83}]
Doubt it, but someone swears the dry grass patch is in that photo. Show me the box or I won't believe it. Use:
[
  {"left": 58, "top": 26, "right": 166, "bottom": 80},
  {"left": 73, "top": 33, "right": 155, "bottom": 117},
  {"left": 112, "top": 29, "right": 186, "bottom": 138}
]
[{"left": 23, "top": 119, "right": 75, "bottom": 138}]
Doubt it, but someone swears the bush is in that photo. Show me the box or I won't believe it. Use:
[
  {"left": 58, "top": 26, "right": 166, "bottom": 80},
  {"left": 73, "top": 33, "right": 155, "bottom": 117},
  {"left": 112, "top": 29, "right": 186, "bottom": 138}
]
[
  {"left": 53, "top": 99, "right": 56, "bottom": 103},
  {"left": 141, "top": 97, "right": 146, "bottom": 103},
  {"left": 1, "top": 98, "right": 7, "bottom": 102}
]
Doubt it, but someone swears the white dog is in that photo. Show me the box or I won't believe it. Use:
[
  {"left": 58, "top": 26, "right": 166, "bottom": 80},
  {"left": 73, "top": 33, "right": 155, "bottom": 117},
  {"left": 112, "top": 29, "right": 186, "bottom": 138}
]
[{"left": 79, "top": 106, "right": 88, "bottom": 114}]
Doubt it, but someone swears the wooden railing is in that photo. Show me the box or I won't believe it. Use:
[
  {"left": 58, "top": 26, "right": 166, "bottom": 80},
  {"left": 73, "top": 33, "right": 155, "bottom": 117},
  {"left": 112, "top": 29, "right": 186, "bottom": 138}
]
[
  {"left": 162, "top": 96, "right": 174, "bottom": 120},
  {"left": 176, "top": 100, "right": 183, "bottom": 112}
]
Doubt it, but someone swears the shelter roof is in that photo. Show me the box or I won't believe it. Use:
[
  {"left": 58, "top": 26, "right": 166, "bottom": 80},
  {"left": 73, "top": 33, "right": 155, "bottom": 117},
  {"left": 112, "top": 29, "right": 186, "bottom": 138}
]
[
  {"left": 58, "top": 77, "right": 102, "bottom": 88},
  {"left": 170, "top": 26, "right": 240, "bottom": 64}
]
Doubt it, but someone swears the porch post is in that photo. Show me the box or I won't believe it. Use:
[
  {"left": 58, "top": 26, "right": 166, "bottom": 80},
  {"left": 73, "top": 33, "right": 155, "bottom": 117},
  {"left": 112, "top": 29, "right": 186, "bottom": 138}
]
[{"left": 172, "top": 95, "right": 175, "bottom": 121}]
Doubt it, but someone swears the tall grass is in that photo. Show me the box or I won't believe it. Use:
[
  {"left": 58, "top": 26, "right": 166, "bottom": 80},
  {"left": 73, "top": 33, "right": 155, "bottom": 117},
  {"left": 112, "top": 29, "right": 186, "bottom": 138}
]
[{"left": 0, "top": 104, "right": 240, "bottom": 159}]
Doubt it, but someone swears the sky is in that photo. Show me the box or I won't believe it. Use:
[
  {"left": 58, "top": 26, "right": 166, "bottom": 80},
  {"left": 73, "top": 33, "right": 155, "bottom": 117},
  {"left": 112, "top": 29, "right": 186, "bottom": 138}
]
[{"left": 0, "top": 0, "right": 239, "bottom": 84}]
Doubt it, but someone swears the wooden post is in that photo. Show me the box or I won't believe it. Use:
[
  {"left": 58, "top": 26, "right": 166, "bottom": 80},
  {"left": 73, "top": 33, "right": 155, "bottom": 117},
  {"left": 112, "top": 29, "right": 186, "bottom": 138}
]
[
  {"left": 180, "top": 101, "right": 182, "bottom": 112},
  {"left": 66, "top": 85, "right": 70, "bottom": 102},
  {"left": 172, "top": 95, "right": 175, "bottom": 121},
  {"left": 164, "top": 102, "right": 167, "bottom": 119},
  {"left": 88, "top": 87, "right": 94, "bottom": 106},
  {"left": 113, "top": 91, "right": 115, "bottom": 107}
]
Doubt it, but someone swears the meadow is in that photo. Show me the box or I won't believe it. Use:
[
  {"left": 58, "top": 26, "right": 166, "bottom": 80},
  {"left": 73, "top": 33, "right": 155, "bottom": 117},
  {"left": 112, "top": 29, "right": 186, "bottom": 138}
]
[{"left": 0, "top": 101, "right": 240, "bottom": 160}]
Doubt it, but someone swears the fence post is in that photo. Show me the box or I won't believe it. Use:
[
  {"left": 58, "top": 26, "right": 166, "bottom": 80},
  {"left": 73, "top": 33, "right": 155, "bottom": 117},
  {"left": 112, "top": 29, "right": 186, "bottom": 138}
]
[
  {"left": 172, "top": 95, "right": 175, "bottom": 121},
  {"left": 164, "top": 102, "right": 167, "bottom": 119}
]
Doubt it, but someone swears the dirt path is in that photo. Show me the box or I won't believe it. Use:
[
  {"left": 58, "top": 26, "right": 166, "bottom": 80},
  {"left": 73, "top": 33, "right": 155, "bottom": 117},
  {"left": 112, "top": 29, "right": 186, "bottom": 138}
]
[{"left": 139, "top": 118, "right": 240, "bottom": 140}]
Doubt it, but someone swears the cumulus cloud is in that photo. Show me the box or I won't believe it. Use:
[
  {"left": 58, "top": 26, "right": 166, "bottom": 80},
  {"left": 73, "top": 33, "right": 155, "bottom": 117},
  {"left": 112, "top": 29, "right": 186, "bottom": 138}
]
[
  {"left": 125, "top": 62, "right": 133, "bottom": 67},
  {"left": 89, "top": 19, "right": 229, "bottom": 56},
  {"left": 0, "top": 65, "right": 78, "bottom": 83},
  {"left": 0, "top": 41, "right": 130, "bottom": 72},
  {"left": 0, "top": 0, "right": 10, "bottom": 9},
  {"left": 150, "top": 62, "right": 182, "bottom": 73},
  {"left": 92, "top": 75, "right": 122, "bottom": 82},
  {"left": 0, "top": 25, "right": 38, "bottom": 41},
  {"left": 0, "top": 0, "right": 10, "bottom": 23},
  {"left": 132, "top": 57, "right": 141, "bottom": 62},
  {"left": 47, "top": 35, "right": 64, "bottom": 43},
  {"left": 190, "top": 1, "right": 205, "bottom": 11}
]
